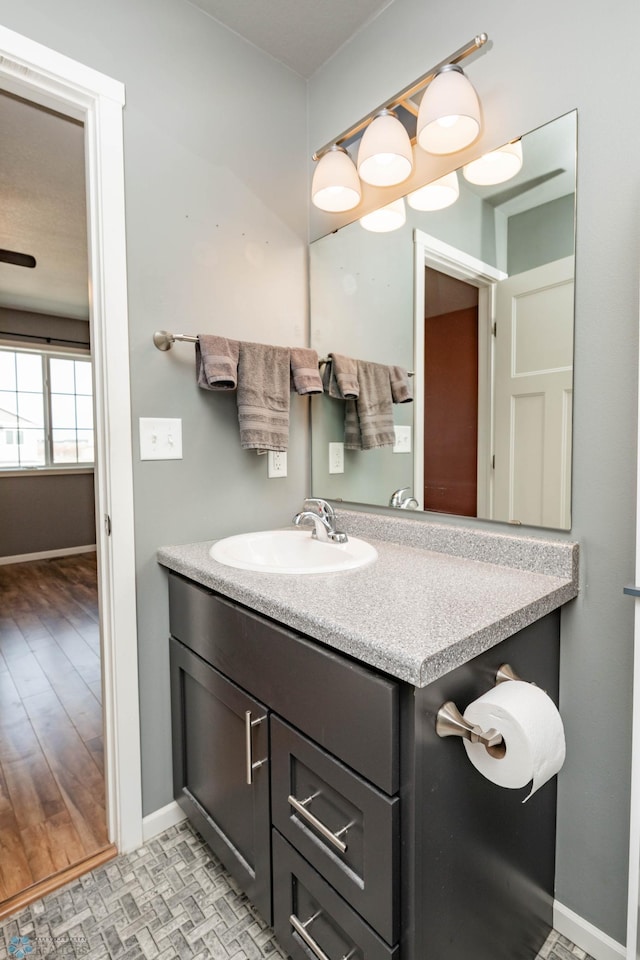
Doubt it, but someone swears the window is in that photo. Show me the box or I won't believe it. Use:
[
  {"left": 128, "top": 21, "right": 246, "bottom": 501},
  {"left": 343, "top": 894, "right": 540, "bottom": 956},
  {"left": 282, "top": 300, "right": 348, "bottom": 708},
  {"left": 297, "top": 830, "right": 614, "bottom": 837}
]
[{"left": 0, "top": 347, "right": 94, "bottom": 469}]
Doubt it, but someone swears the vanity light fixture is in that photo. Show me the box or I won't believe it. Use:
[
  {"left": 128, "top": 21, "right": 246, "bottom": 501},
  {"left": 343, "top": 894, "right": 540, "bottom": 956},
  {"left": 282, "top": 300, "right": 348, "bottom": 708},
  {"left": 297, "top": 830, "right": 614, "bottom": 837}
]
[
  {"left": 463, "top": 138, "right": 523, "bottom": 185},
  {"left": 311, "top": 145, "right": 361, "bottom": 212},
  {"left": 360, "top": 197, "right": 406, "bottom": 233},
  {"left": 416, "top": 64, "right": 481, "bottom": 155},
  {"left": 357, "top": 109, "right": 413, "bottom": 187},
  {"left": 407, "top": 170, "right": 460, "bottom": 211},
  {"left": 311, "top": 33, "right": 488, "bottom": 213}
]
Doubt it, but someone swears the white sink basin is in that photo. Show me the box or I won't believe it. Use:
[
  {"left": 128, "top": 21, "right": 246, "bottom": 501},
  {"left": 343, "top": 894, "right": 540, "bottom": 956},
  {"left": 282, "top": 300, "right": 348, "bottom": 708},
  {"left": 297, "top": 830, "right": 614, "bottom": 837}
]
[{"left": 209, "top": 528, "right": 377, "bottom": 575}]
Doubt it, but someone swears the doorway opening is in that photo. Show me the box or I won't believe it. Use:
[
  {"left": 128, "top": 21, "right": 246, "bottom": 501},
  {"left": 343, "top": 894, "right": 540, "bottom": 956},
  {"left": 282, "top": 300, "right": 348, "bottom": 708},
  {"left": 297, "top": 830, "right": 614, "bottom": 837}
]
[
  {"left": 423, "top": 268, "right": 479, "bottom": 517},
  {"left": 0, "top": 23, "right": 142, "bottom": 914},
  {"left": 0, "top": 81, "right": 113, "bottom": 918},
  {"left": 413, "top": 229, "right": 505, "bottom": 519}
]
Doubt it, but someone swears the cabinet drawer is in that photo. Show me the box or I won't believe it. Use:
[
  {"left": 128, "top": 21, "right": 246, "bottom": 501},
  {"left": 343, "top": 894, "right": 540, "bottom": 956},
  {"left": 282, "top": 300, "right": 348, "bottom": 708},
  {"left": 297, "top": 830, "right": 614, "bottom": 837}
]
[
  {"left": 168, "top": 572, "right": 399, "bottom": 794},
  {"left": 271, "top": 717, "right": 398, "bottom": 945},
  {"left": 273, "top": 831, "right": 399, "bottom": 960}
]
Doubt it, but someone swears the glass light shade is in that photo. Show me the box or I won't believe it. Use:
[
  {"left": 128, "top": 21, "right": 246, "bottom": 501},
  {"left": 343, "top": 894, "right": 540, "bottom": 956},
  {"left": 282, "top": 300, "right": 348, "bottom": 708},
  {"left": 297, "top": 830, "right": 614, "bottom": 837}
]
[
  {"left": 357, "top": 111, "right": 413, "bottom": 187},
  {"left": 407, "top": 171, "right": 459, "bottom": 211},
  {"left": 417, "top": 65, "right": 481, "bottom": 155},
  {"left": 463, "top": 139, "right": 523, "bottom": 185},
  {"left": 360, "top": 198, "right": 406, "bottom": 233},
  {"left": 312, "top": 146, "right": 361, "bottom": 212}
]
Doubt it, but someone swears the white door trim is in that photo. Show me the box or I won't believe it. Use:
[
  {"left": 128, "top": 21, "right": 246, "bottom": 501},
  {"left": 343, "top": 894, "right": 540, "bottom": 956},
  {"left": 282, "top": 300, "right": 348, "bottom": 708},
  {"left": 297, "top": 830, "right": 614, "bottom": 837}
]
[
  {"left": 627, "top": 264, "right": 640, "bottom": 956},
  {"left": 0, "top": 26, "right": 143, "bottom": 853},
  {"left": 412, "top": 229, "right": 506, "bottom": 516}
]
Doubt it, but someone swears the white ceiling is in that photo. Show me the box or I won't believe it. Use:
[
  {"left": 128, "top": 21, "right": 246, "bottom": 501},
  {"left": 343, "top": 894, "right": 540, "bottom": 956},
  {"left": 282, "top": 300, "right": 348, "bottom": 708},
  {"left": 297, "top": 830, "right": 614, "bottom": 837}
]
[
  {"left": 0, "top": 91, "right": 89, "bottom": 321},
  {"left": 185, "top": 0, "right": 395, "bottom": 78}
]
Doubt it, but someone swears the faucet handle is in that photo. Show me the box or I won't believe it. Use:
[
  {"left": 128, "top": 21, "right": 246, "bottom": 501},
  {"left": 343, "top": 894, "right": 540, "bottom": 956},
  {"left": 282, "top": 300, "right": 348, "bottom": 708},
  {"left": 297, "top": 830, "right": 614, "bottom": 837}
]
[{"left": 303, "top": 498, "right": 335, "bottom": 520}]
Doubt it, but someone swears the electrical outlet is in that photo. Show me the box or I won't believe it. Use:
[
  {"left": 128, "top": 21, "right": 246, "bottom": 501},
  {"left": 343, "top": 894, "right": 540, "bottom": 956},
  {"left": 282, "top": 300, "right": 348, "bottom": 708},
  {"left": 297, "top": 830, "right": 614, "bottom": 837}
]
[
  {"left": 393, "top": 425, "right": 412, "bottom": 454},
  {"left": 329, "top": 441, "right": 344, "bottom": 474},
  {"left": 139, "top": 418, "right": 183, "bottom": 460},
  {"left": 268, "top": 450, "right": 287, "bottom": 478}
]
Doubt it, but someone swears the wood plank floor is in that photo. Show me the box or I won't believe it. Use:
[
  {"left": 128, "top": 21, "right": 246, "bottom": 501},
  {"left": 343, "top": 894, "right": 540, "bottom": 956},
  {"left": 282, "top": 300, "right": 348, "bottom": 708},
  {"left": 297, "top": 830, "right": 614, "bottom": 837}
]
[{"left": 0, "top": 553, "right": 109, "bottom": 904}]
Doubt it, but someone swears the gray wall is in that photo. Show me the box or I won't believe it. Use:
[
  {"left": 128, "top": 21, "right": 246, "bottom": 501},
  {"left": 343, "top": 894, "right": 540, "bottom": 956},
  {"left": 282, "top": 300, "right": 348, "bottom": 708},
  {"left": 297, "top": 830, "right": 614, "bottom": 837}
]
[
  {"left": 0, "top": 473, "right": 95, "bottom": 556},
  {"left": 308, "top": 0, "right": 639, "bottom": 943},
  {"left": 0, "top": 0, "right": 308, "bottom": 816},
  {"left": 508, "top": 194, "right": 576, "bottom": 275}
]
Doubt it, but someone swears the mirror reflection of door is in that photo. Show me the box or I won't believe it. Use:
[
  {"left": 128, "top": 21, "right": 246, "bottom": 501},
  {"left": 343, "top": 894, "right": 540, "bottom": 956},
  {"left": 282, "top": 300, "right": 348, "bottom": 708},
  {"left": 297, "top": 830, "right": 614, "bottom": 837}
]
[
  {"left": 423, "top": 269, "right": 479, "bottom": 517},
  {"left": 493, "top": 257, "right": 574, "bottom": 528},
  {"left": 421, "top": 258, "right": 574, "bottom": 529}
]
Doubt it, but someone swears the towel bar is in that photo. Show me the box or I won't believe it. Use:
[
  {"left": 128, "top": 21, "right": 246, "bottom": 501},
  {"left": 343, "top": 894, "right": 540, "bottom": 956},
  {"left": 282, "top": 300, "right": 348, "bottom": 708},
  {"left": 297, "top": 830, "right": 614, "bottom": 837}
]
[
  {"left": 319, "top": 356, "right": 414, "bottom": 376},
  {"left": 153, "top": 333, "right": 416, "bottom": 377}
]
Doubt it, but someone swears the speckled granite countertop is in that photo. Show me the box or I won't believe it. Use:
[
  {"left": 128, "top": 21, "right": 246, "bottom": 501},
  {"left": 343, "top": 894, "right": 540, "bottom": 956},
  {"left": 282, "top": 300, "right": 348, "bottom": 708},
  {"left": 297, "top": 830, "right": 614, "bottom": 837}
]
[{"left": 157, "top": 510, "right": 578, "bottom": 687}]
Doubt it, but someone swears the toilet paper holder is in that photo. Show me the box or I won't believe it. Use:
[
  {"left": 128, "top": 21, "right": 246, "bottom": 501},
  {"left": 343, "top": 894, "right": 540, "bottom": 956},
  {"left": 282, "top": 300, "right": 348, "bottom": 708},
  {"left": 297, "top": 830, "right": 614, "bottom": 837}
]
[{"left": 436, "top": 663, "right": 522, "bottom": 754}]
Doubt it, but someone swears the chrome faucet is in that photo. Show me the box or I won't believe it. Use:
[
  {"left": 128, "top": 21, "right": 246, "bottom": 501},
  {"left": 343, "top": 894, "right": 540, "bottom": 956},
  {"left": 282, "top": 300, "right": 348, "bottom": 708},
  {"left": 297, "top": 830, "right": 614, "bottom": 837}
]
[
  {"left": 389, "top": 487, "right": 419, "bottom": 510},
  {"left": 293, "top": 498, "right": 348, "bottom": 543}
]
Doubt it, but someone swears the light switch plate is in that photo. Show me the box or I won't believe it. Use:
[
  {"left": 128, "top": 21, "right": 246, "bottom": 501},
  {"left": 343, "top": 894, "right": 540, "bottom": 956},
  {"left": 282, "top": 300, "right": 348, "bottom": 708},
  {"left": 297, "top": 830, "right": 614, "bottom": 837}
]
[
  {"left": 393, "top": 425, "right": 412, "bottom": 454},
  {"left": 139, "top": 417, "right": 183, "bottom": 460}
]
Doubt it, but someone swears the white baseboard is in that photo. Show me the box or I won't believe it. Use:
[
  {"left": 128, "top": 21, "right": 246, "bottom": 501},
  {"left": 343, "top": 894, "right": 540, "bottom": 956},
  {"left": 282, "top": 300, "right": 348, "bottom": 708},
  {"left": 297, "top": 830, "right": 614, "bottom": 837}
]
[
  {"left": 142, "top": 801, "right": 187, "bottom": 843},
  {"left": 0, "top": 544, "right": 97, "bottom": 565},
  {"left": 554, "top": 901, "right": 625, "bottom": 960}
]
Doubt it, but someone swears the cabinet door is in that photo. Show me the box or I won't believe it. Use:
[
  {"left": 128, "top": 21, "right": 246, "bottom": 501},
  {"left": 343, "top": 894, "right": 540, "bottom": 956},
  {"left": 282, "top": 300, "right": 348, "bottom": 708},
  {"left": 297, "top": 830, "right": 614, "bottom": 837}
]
[{"left": 170, "top": 637, "right": 271, "bottom": 921}]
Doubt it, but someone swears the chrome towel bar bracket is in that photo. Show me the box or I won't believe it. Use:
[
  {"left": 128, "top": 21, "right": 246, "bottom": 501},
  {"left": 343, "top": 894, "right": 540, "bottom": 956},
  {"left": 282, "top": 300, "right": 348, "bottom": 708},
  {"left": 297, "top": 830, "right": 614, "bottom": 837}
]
[{"left": 153, "top": 330, "right": 197, "bottom": 351}]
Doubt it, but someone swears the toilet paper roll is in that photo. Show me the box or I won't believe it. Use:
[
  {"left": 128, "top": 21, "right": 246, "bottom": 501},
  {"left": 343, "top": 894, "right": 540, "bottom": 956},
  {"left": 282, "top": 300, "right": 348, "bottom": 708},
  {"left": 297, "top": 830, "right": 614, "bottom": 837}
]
[{"left": 462, "top": 680, "right": 565, "bottom": 802}]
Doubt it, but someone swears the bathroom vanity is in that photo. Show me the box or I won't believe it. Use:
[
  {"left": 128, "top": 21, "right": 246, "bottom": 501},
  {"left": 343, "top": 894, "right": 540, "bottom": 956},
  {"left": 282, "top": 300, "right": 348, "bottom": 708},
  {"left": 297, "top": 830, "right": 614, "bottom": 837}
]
[{"left": 159, "top": 511, "right": 578, "bottom": 960}]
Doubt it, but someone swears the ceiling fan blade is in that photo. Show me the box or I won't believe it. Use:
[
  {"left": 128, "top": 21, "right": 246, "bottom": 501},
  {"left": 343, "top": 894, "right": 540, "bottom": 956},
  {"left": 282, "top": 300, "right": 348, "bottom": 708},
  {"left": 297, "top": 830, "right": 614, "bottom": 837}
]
[{"left": 0, "top": 249, "right": 36, "bottom": 268}]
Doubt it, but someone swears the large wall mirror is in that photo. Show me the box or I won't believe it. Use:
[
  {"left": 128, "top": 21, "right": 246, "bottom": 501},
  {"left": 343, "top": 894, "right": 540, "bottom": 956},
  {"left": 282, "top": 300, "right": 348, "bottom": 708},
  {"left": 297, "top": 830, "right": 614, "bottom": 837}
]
[{"left": 310, "top": 111, "right": 576, "bottom": 531}]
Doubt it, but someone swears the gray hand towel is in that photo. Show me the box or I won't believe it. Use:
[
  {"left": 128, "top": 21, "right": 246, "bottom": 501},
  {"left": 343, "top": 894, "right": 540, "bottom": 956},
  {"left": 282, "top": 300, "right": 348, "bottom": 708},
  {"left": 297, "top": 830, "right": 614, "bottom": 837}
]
[
  {"left": 344, "top": 360, "right": 396, "bottom": 450},
  {"left": 344, "top": 398, "right": 362, "bottom": 449},
  {"left": 237, "top": 341, "right": 290, "bottom": 452},
  {"left": 290, "top": 347, "right": 324, "bottom": 395},
  {"left": 196, "top": 335, "right": 240, "bottom": 390},
  {"left": 389, "top": 365, "right": 413, "bottom": 404},
  {"left": 322, "top": 353, "right": 359, "bottom": 399}
]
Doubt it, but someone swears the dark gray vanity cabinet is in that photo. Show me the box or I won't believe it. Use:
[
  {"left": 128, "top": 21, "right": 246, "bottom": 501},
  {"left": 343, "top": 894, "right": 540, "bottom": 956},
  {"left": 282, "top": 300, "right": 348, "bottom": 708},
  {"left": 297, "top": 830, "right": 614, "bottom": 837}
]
[{"left": 167, "top": 570, "right": 560, "bottom": 960}]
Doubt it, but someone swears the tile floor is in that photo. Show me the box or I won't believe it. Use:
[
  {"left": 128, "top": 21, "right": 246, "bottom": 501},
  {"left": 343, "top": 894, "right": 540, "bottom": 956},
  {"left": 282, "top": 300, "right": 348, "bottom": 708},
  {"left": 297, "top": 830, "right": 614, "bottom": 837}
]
[{"left": 0, "top": 821, "right": 594, "bottom": 960}]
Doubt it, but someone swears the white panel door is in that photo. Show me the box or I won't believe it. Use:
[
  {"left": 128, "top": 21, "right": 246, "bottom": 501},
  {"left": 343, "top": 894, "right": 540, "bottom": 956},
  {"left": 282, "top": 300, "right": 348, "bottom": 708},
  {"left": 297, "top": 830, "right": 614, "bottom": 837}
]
[{"left": 493, "top": 257, "right": 574, "bottom": 528}]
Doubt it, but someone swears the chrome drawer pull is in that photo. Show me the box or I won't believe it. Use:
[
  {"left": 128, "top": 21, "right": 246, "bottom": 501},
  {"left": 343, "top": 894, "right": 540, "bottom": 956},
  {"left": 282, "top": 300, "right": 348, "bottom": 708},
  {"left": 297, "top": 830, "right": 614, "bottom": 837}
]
[
  {"left": 288, "top": 793, "right": 349, "bottom": 854},
  {"left": 290, "top": 912, "right": 355, "bottom": 960},
  {"left": 245, "top": 710, "right": 267, "bottom": 785}
]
